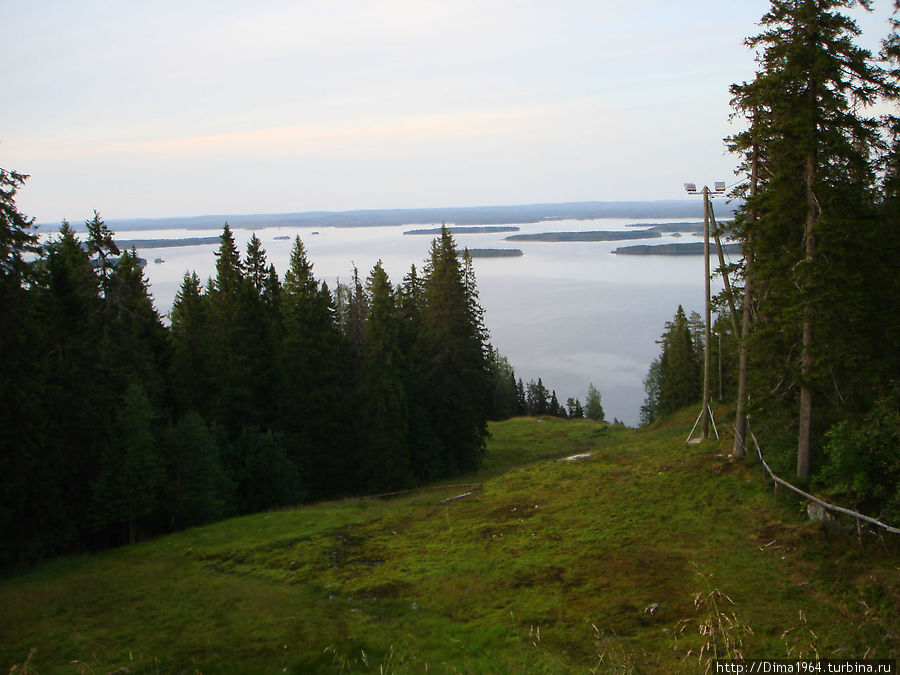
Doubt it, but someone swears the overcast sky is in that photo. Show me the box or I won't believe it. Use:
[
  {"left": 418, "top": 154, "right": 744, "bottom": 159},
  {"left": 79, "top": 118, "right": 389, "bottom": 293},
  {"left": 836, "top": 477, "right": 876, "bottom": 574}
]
[{"left": 3, "top": 1, "right": 896, "bottom": 223}]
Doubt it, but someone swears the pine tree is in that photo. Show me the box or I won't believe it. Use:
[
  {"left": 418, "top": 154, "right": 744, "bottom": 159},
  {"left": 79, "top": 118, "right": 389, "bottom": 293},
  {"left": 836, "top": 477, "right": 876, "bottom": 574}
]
[
  {"left": 585, "top": 383, "right": 606, "bottom": 422},
  {"left": 359, "top": 261, "right": 412, "bottom": 491},
  {"left": 640, "top": 357, "right": 663, "bottom": 427},
  {"left": 104, "top": 249, "right": 169, "bottom": 401},
  {"left": 84, "top": 210, "right": 120, "bottom": 295},
  {"left": 244, "top": 233, "right": 269, "bottom": 294},
  {"left": 658, "top": 306, "right": 702, "bottom": 416},
  {"left": 487, "top": 348, "right": 520, "bottom": 420},
  {"left": 420, "top": 227, "right": 489, "bottom": 474},
  {"left": 0, "top": 169, "right": 66, "bottom": 566},
  {"left": 396, "top": 264, "right": 446, "bottom": 481},
  {"left": 42, "top": 222, "right": 106, "bottom": 549},
  {"left": 169, "top": 272, "right": 211, "bottom": 416},
  {"left": 161, "top": 412, "right": 232, "bottom": 529},
  {"left": 91, "top": 381, "right": 163, "bottom": 545},
  {"left": 527, "top": 378, "right": 549, "bottom": 415},
  {"left": 205, "top": 224, "right": 250, "bottom": 436},
  {"left": 279, "top": 236, "right": 354, "bottom": 497},
  {"left": 513, "top": 378, "right": 526, "bottom": 415},
  {"left": 728, "top": 0, "right": 893, "bottom": 479}
]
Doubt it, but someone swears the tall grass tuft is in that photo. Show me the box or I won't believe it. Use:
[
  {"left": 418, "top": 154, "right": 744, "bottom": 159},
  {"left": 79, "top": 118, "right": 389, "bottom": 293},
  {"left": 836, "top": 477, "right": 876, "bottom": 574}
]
[{"left": 674, "top": 562, "right": 754, "bottom": 673}]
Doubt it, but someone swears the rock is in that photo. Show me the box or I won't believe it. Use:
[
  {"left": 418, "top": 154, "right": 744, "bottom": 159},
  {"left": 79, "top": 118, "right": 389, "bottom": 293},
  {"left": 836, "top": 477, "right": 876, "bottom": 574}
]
[{"left": 805, "top": 500, "right": 835, "bottom": 523}]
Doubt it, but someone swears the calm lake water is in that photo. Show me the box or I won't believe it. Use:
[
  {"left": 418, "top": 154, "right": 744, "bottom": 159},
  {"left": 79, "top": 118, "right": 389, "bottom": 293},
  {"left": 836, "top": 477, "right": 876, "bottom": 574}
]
[{"left": 109, "top": 217, "right": 728, "bottom": 426}]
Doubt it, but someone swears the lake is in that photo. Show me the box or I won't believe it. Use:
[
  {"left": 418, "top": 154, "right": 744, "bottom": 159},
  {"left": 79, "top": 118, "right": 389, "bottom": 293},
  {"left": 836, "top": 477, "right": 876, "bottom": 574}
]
[{"left": 106, "top": 217, "right": 729, "bottom": 426}]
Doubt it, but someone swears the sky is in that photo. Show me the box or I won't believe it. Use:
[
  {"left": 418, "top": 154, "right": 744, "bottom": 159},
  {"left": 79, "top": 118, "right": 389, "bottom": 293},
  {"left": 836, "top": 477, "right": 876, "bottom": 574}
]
[{"left": 3, "top": 0, "right": 897, "bottom": 223}]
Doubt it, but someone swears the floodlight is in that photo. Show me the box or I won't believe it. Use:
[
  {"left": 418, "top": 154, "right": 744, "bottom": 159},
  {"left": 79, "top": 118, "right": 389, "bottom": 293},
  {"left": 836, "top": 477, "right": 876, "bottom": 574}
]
[
  {"left": 684, "top": 183, "right": 697, "bottom": 193},
  {"left": 714, "top": 181, "right": 726, "bottom": 193}
]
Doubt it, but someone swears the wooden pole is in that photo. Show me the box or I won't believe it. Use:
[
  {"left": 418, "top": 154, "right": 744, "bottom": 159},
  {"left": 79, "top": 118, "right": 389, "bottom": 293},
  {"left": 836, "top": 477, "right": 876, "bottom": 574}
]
[{"left": 702, "top": 187, "right": 712, "bottom": 440}]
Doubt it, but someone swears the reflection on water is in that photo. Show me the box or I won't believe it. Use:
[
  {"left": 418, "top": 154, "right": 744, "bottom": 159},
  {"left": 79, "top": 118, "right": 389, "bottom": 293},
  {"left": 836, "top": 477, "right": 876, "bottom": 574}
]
[{"left": 112, "top": 217, "right": 727, "bottom": 426}]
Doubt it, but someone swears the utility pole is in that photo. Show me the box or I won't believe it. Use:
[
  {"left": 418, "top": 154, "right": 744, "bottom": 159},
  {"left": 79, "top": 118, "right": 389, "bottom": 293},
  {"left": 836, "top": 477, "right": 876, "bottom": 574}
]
[{"left": 684, "top": 181, "right": 725, "bottom": 442}]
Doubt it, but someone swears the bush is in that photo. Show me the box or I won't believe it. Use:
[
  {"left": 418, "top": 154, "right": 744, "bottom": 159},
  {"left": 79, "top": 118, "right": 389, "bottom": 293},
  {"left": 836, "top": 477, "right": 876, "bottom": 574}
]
[{"left": 818, "top": 383, "right": 900, "bottom": 522}]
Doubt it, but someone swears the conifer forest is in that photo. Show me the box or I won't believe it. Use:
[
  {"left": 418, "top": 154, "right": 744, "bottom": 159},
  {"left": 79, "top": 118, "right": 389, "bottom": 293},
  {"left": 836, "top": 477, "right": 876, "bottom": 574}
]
[{"left": 2, "top": 0, "right": 900, "bottom": 573}]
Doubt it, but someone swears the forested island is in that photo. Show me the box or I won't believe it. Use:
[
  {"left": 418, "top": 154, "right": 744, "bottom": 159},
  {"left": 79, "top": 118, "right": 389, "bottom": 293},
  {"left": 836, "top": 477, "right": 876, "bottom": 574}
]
[
  {"left": 505, "top": 230, "right": 661, "bottom": 242},
  {"left": 612, "top": 242, "right": 743, "bottom": 255},
  {"left": 115, "top": 236, "right": 221, "bottom": 249},
  {"left": 459, "top": 248, "right": 523, "bottom": 258},
  {"left": 404, "top": 226, "right": 520, "bottom": 235}
]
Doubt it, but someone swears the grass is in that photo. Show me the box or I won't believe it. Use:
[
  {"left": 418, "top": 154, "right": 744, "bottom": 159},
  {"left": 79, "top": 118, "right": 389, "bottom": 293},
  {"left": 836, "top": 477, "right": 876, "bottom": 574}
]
[{"left": 2, "top": 413, "right": 898, "bottom": 673}]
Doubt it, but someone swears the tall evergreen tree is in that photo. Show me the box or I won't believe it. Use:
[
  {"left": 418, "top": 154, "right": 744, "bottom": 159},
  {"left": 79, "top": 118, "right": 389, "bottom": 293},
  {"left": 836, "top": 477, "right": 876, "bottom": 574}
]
[
  {"left": 585, "top": 383, "right": 606, "bottom": 422},
  {"left": 169, "top": 271, "right": 212, "bottom": 417},
  {"left": 84, "top": 210, "right": 120, "bottom": 295},
  {"left": 41, "top": 222, "right": 106, "bottom": 549},
  {"left": 658, "top": 306, "right": 702, "bottom": 416},
  {"left": 359, "top": 261, "right": 412, "bottom": 491},
  {"left": 0, "top": 169, "right": 63, "bottom": 567},
  {"left": 91, "top": 381, "right": 162, "bottom": 545},
  {"left": 420, "top": 228, "right": 489, "bottom": 473},
  {"left": 279, "top": 236, "right": 354, "bottom": 497},
  {"left": 161, "top": 412, "right": 232, "bottom": 529},
  {"left": 728, "top": 0, "right": 894, "bottom": 479},
  {"left": 205, "top": 224, "right": 249, "bottom": 436}
]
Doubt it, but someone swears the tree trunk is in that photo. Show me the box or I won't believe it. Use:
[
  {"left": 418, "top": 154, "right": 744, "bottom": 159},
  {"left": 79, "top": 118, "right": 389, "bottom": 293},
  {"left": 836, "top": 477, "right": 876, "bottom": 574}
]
[
  {"left": 733, "top": 141, "right": 759, "bottom": 459},
  {"left": 797, "top": 136, "right": 817, "bottom": 482}
]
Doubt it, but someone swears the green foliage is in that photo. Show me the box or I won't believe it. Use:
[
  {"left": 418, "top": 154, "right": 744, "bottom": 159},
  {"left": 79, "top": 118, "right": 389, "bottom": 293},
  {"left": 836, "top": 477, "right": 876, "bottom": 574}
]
[
  {"left": 359, "top": 261, "right": 413, "bottom": 492},
  {"left": 2, "top": 418, "right": 897, "bottom": 672},
  {"left": 161, "top": 412, "right": 233, "bottom": 529},
  {"left": 585, "top": 382, "right": 605, "bottom": 422},
  {"left": 0, "top": 168, "right": 38, "bottom": 285},
  {"left": 819, "top": 384, "right": 900, "bottom": 521},
  {"left": 726, "top": 0, "right": 899, "bottom": 478},
  {"left": 91, "top": 381, "right": 163, "bottom": 545},
  {"left": 642, "top": 306, "right": 701, "bottom": 426},
  {"left": 419, "top": 227, "right": 490, "bottom": 474},
  {"left": 487, "top": 348, "right": 520, "bottom": 420},
  {"left": 84, "top": 210, "right": 119, "bottom": 293},
  {"left": 228, "top": 427, "right": 304, "bottom": 513},
  {"left": 640, "top": 357, "right": 662, "bottom": 427}
]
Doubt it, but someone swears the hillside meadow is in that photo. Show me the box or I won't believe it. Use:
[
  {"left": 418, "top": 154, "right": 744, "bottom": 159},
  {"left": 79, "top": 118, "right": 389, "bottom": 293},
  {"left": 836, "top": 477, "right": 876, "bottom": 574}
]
[{"left": 2, "top": 412, "right": 898, "bottom": 673}]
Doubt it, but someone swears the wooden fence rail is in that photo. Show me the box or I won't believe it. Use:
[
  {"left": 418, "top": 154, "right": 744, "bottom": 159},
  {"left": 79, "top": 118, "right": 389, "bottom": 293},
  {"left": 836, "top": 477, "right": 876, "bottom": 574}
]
[{"left": 749, "top": 431, "right": 900, "bottom": 535}]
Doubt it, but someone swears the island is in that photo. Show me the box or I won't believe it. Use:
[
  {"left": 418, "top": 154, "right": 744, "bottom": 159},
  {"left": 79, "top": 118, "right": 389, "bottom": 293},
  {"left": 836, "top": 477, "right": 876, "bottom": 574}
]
[
  {"left": 458, "top": 248, "right": 523, "bottom": 258},
  {"left": 505, "top": 230, "right": 661, "bottom": 242},
  {"left": 612, "top": 242, "right": 743, "bottom": 255},
  {"left": 115, "top": 236, "right": 221, "bottom": 249},
  {"left": 404, "top": 225, "right": 521, "bottom": 235}
]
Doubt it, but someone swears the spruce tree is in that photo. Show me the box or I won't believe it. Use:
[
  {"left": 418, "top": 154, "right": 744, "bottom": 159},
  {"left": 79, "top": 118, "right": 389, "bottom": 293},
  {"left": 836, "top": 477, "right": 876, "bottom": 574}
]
[
  {"left": 359, "top": 261, "right": 412, "bottom": 491},
  {"left": 169, "top": 272, "right": 212, "bottom": 417},
  {"left": 161, "top": 412, "right": 232, "bottom": 528},
  {"left": 420, "top": 227, "right": 489, "bottom": 474},
  {"left": 84, "top": 210, "right": 120, "bottom": 295},
  {"left": 658, "top": 306, "right": 702, "bottom": 416},
  {"left": 0, "top": 169, "right": 64, "bottom": 566},
  {"left": 585, "top": 383, "right": 606, "bottom": 422},
  {"left": 279, "top": 236, "right": 354, "bottom": 497},
  {"left": 91, "top": 381, "right": 162, "bottom": 545},
  {"left": 728, "top": 0, "right": 893, "bottom": 479}
]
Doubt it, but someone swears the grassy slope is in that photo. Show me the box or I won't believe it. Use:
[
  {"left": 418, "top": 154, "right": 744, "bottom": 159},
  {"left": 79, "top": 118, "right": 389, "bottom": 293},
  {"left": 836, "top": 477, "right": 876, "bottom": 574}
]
[{"left": 2, "top": 414, "right": 898, "bottom": 674}]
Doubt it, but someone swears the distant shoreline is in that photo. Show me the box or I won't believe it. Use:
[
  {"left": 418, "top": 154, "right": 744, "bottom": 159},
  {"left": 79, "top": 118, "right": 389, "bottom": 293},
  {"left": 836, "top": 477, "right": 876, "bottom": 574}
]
[
  {"left": 506, "top": 230, "right": 661, "bottom": 242},
  {"left": 405, "top": 226, "right": 520, "bottom": 235},
  {"left": 37, "top": 199, "right": 739, "bottom": 233}
]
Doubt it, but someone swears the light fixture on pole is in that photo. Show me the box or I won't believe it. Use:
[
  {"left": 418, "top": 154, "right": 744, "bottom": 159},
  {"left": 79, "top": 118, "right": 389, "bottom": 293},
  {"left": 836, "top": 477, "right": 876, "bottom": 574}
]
[{"left": 684, "top": 181, "right": 725, "bottom": 443}]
